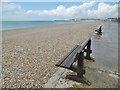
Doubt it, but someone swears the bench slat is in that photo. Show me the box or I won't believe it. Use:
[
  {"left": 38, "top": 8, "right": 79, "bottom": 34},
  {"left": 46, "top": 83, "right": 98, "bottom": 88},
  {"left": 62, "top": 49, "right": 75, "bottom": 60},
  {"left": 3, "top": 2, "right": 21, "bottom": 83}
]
[
  {"left": 60, "top": 45, "right": 81, "bottom": 68},
  {"left": 55, "top": 45, "right": 79, "bottom": 66},
  {"left": 65, "top": 46, "right": 82, "bottom": 68},
  {"left": 81, "top": 37, "right": 90, "bottom": 47}
]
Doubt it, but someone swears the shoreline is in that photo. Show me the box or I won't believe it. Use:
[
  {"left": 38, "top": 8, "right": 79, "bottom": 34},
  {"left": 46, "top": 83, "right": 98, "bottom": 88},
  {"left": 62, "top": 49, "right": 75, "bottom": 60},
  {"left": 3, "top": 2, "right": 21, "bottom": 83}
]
[
  {"left": 2, "top": 21, "right": 101, "bottom": 88},
  {"left": 2, "top": 22, "right": 81, "bottom": 31},
  {"left": 2, "top": 20, "right": 100, "bottom": 31},
  {"left": 2, "top": 20, "right": 82, "bottom": 31}
]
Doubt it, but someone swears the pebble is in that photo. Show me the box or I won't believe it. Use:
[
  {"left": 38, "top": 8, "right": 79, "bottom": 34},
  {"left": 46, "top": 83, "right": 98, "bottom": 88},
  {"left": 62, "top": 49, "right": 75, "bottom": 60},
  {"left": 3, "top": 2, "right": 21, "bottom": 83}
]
[
  {"left": 98, "top": 71, "right": 102, "bottom": 74},
  {"left": 109, "top": 74, "right": 119, "bottom": 79}
]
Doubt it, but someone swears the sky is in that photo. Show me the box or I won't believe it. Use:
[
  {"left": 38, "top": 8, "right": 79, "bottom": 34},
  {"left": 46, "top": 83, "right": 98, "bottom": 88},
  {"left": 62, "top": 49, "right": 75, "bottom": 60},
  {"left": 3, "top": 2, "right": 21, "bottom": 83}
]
[{"left": 1, "top": 0, "right": 120, "bottom": 21}]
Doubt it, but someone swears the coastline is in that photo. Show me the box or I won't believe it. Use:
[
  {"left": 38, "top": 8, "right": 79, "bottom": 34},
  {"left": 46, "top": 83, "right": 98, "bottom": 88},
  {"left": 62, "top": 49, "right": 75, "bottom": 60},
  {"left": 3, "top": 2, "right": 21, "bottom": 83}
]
[
  {"left": 2, "top": 21, "right": 101, "bottom": 88},
  {"left": 2, "top": 20, "right": 100, "bottom": 31},
  {"left": 2, "top": 20, "right": 84, "bottom": 31}
]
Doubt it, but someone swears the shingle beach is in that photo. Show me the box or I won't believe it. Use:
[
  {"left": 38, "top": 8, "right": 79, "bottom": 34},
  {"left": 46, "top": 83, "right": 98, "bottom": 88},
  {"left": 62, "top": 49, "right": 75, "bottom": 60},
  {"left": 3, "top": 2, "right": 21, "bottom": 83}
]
[{"left": 2, "top": 21, "right": 101, "bottom": 88}]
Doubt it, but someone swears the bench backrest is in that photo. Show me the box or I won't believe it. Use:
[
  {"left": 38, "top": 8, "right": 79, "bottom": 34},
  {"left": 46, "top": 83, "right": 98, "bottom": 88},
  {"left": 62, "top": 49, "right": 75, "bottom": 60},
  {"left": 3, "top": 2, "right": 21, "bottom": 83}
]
[
  {"left": 55, "top": 37, "right": 91, "bottom": 69},
  {"left": 55, "top": 45, "right": 79, "bottom": 67},
  {"left": 77, "top": 37, "right": 91, "bottom": 53},
  {"left": 96, "top": 25, "right": 102, "bottom": 33}
]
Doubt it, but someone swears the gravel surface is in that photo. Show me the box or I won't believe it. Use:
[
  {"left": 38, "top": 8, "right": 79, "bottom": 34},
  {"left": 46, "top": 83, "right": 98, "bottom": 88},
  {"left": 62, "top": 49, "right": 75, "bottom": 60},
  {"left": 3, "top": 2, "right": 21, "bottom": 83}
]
[{"left": 2, "top": 21, "right": 101, "bottom": 88}]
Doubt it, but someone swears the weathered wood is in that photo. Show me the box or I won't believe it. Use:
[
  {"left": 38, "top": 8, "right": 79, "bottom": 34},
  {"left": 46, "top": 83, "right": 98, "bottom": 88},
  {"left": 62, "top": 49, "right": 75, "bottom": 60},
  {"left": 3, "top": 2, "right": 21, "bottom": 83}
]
[
  {"left": 77, "top": 51, "right": 84, "bottom": 77},
  {"left": 55, "top": 37, "right": 93, "bottom": 68},
  {"left": 55, "top": 37, "right": 93, "bottom": 86},
  {"left": 95, "top": 25, "right": 102, "bottom": 34},
  {"left": 70, "top": 65, "right": 85, "bottom": 74},
  {"left": 60, "top": 45, "right": 81, "bottom": 68},
  {"left": 55, "top": 45, "right": 79, "bottom": 66},
  {"left": 80, "top": 37, "right": 91, "bottom": 51}
]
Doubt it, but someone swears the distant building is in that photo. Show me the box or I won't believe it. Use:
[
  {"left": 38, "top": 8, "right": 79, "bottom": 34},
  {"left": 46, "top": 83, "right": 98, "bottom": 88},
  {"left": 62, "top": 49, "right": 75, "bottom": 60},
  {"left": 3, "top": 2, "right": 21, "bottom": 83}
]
[
  {"left": 68, "top": 18, "right": 100, "bottom": 21},
  {"left": 69, "top": 18, "right": 81, "bottom": 21},
  {"left": 107, "top": 18, "right": 120, "bottom": 22}
]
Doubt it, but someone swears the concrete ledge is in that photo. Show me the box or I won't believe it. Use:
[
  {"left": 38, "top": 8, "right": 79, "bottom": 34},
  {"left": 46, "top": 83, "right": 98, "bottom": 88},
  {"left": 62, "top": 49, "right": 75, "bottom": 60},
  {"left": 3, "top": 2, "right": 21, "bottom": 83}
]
[
  {"left": 44, "top": 64, "right": 119, "bottom": 88},
  {"left": 44, "top": 68, "right": 65, "bottom": 88}
]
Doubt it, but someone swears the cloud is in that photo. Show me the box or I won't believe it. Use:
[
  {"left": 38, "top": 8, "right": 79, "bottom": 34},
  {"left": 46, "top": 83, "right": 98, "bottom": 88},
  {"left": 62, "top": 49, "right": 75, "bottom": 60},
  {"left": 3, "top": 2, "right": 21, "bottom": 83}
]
[
  {"left": 24, "top": 1, "right": 118, "bottom": 19},
  {"left": 87, "top": 2, "right": 118, "bottom": 18},
  {"left": 25, "top": 1, "right": 96, "bottom": 17},
  {"left": 2, "top": 1, "right": 119, "bottom": 20},
  {"left": 1, "top": 0, "right": 13, "bottom": 2},
  {"left": 2, "top": 3, "right": 22, "bottom": 11}
]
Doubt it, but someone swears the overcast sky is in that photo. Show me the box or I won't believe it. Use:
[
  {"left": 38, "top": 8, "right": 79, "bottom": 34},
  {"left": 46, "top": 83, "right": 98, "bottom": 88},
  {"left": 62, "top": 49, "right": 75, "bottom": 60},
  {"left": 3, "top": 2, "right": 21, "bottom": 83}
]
[{"left": 1, "top": 0, "right": 119, "bottom": 21}]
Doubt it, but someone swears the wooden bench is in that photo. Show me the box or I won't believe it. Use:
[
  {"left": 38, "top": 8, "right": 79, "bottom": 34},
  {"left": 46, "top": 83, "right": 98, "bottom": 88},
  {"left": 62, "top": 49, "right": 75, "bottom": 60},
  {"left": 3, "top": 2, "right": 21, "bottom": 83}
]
[
  {"left": 95, "top": 25, "right": 102, "bottom": 34},
  {"left": 55, "top": 37, "right": 94, "bottom": 86}
]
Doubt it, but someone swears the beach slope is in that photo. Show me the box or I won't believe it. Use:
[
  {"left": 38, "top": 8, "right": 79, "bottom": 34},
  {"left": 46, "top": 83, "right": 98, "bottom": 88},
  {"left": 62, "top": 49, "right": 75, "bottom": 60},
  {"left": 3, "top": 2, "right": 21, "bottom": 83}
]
[{"left": 2, "top": 21, "right": 101, "bottom": 88}]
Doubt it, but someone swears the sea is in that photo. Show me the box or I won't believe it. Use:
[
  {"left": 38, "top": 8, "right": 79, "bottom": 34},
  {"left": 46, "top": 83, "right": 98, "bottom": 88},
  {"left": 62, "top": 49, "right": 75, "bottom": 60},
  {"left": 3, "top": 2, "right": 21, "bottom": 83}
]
[{"left": 1, "top": 20, "right": 82, "bottom": 30}]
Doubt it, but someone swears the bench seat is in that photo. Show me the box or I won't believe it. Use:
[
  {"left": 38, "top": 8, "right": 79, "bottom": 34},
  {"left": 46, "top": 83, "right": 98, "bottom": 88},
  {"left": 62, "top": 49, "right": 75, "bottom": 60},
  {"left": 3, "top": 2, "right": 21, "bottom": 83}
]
[{"left": 55, "top": 45, "right": 81, "bottom": 69}]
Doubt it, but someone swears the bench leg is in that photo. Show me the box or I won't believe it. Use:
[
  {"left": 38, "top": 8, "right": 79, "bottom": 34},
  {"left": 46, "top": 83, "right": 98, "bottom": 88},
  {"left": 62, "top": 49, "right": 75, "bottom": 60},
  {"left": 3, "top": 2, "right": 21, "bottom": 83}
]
[
  {"left": 66, "top": 51, "right": 91, "bottom": 86},
  {"left": 84, "top": 39, "right": 95, "bottom": 61},
  {"left": 77, "top": 51, "right": 91, "bottom": 86},
  {"left": 77, "top": 51, "right": 84, "bottom": 77},
  {"left": 66, "top": 75, "right": 91, "bottom": 86}
]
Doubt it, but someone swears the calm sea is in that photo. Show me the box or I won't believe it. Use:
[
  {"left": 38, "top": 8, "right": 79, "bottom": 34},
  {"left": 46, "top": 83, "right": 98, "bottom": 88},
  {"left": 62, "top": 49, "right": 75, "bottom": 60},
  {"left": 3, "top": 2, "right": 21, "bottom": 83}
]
[{"left": 1, "top": 20, "right": 81, "bottom": 30}]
